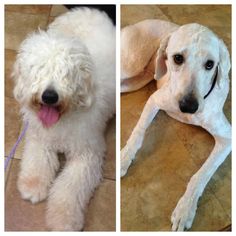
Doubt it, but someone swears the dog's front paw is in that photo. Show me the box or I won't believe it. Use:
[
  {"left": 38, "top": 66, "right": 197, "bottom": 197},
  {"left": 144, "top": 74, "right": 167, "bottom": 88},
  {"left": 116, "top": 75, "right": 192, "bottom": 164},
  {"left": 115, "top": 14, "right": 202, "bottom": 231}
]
[
  {"left": 17, "top": 175, "right": 49, "bottom": 204},
  {"left": 171, "top": 194, "right": 198, "bottom": 231},
  {"left": 120, "top": 145, "right": 135, "bottom": 177},
  {"left": 46, "top": 197, "right": 84, "bottom": 231}
]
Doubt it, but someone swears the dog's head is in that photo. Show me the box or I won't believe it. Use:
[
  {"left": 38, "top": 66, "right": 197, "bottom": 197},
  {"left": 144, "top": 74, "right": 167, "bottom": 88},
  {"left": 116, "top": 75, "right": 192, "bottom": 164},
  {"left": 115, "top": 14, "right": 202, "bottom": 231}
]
[
  {"left": 12, "top": 30, "right": 94, "bottom": 128},
  {"left": 155, "top": 23, "right": 230, "bottom": 114}
]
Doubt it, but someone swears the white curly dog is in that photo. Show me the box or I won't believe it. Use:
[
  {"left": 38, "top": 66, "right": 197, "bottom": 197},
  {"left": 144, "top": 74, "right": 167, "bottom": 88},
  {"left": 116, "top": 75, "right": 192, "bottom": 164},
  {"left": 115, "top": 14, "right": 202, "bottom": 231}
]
[
  {"left": 12, "top": 8, "right": 115, "bottom": 231},
  {"left": 121, "top": 20, "right": 231, "bottom": 231}
]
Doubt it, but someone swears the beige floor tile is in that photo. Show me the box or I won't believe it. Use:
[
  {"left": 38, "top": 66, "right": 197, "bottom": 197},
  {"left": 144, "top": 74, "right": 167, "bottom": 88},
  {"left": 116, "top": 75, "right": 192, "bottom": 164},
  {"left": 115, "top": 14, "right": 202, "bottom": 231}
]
[
  {"left": 121, "top": 82, "right": 157, "bottom": 147},
  {"left": 224, "top": 92, "right": 231, "bottom": 123},
  {"left": 158, "top": 5, "right": 231, "bottom": 26},
  {"left": 191, "top": 196, "right": 231, "bottom": 231},
  {"left": 5, "top": 97, "right": 21, "bottom": 157},
  {"left": 5, "top": 11, "right": 48, "bottom": 50},
  {"left": 5, "top": 157, "right": 13, "bottom": 184},
  {"left": 121, "top": 5, "right": 169, "bottom": 27},
  {"left": 5, "top": 49, "right": 16, "bottom": 98},
  {"left": 207, "top": 157, "right": 231, "bottom": 219},
  {"left": 121, "top": 112, "right": 137, "bottom": 148},
  {"left": 5, "top": 5, "right": 51, "bottom": 15},
  {"left": 5, "top": 159, "right": 48, "bottom": 231},
  {"left": 104, "top": 116, "right": 116, "bottom": 180},
  {"left": 10, "top": 123, "right": 26, "bottom": 160},
  {"left": 50, "top": 5, "right": 68, "bottom": 17},
  {"left": 158, "top": 5, "right": 231, "bottom": 53},
  {"left": 84, "top": 179, "right": 116, "bottom": 231},
  {"left": 173, "top": 122, "right": 215, "bottom": 167}
]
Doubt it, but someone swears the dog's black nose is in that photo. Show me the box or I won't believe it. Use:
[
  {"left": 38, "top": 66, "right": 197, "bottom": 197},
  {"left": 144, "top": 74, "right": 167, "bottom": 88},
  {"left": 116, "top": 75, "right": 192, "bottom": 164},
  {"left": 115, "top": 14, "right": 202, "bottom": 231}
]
[
  {"left": 42, "top": 89, "right": 59, "bottom": 105},
  {"left": 179, "top": 94, "right": 199, "bottom": 114}
]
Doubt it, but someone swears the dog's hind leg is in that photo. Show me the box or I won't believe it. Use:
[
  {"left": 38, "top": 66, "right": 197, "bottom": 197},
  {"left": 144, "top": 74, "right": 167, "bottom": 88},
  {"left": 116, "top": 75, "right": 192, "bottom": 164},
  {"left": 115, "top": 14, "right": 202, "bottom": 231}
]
[
  {"left": 121, "top": 53, "right": 156, "bottom": 93},
  {"left": 121, "top": 20, "right": 178, "bottom": 93},
  {"left": 121, "top": 20, "right": 178, "bottom": 80},
  {"left": 171, "top": 112, "right": 231, "bottom": 231},
  {"left": 121, "top": 90, "right": 168, "bottom": 176}
]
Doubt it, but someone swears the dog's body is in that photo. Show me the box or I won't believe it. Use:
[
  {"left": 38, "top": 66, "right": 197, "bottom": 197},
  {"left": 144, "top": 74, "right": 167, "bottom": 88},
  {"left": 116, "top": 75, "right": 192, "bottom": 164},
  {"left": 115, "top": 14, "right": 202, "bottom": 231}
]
[
  {"left": 12, "top": 8, "right": 115, "bottom": 231},
  {"left": 121, "top": 20, "right": 231, "bottom": 231}
]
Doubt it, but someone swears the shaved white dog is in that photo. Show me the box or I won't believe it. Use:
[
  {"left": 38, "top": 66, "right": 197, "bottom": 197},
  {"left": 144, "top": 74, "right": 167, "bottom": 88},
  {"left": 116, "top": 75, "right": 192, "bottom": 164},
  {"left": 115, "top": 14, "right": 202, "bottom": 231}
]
[
  {"left": 121, "top": 20, "right": 231, "bottom": 231},
  {"left": 12, "top": 8, "right": 115, "bottom": 231}
]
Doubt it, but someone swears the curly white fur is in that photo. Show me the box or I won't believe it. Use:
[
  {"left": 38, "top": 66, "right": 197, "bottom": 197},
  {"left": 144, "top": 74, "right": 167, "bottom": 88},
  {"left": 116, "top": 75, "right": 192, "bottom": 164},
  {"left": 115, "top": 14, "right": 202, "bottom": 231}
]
[{"left": 12, "top": 8, "right": 115, "bottom": 231}]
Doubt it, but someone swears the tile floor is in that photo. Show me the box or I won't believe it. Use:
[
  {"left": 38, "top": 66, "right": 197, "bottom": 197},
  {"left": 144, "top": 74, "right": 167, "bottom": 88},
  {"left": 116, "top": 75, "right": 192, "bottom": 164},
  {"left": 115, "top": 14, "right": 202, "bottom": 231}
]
[
  {"left": 5, "top": 5, "right": 115, "bottom": 231},
  {"left": 121, "top": 5, "right": 231, "bottom": 231}
]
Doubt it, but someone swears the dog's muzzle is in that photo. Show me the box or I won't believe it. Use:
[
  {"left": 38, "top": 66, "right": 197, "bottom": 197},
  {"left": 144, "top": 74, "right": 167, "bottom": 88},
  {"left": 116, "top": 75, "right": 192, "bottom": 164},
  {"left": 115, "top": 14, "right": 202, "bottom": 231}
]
[{"left": 178, "top": 93, "right": 199, "bottom": 114}]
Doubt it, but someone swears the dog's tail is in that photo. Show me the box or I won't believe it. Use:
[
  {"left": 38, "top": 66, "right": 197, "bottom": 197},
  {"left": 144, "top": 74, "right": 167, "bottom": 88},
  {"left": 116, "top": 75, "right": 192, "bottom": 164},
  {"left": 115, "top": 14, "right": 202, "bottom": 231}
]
[{"left": 121, "top": 19, "right": 178, "bottom": 93}]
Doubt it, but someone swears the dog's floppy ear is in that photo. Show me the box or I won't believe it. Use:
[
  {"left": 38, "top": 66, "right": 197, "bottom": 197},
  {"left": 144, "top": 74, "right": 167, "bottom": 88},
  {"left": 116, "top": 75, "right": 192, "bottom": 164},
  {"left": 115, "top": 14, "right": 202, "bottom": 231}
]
[
  {"left": 218, "top": 39, "right": 231, "bottom": 87},
  {"left": 12, "top": 57, "right": 25, "bottom": 103},
  {"left": 154, "top": 34, "right": 170, "bottom": 80},
  {"left": 74, "top": 57, "right": 94, "bottom": 108}
]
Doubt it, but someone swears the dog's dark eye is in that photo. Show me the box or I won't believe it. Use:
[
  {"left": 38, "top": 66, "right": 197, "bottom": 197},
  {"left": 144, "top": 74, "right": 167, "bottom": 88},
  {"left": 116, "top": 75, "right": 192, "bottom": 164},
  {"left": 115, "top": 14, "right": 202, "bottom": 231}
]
[
  {"left": 205, "top": 60, "right": 214, "bottom": 70},
  {"left": 173, "top": 54, "right": 184, "bottom": 65}
]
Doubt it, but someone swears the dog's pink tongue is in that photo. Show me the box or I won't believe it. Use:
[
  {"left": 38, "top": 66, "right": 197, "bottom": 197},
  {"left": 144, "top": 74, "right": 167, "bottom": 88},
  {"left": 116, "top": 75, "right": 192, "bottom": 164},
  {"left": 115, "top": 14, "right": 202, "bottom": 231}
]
[{"left": 38, "top": 105, "right": 59, "bottom": 128}]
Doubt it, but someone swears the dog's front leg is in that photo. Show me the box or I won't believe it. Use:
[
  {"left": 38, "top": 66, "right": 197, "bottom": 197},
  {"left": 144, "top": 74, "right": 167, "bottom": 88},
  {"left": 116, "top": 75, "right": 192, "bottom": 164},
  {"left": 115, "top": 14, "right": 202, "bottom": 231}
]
[
  {"left": 171, "top": 112, "right": 231, "bottom": 231},
  {"left": 46, "top": 148, "right": 103, "bottom": 231},
  {"left": 121, "top": 91, "right": 164, "bottom": 177},
  {"left": 17, "top": 132, "right": 59, "bottom": 204}
]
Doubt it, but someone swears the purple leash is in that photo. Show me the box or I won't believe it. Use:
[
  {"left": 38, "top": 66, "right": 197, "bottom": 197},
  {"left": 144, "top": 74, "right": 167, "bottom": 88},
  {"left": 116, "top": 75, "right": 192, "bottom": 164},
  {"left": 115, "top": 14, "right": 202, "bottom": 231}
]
[{"left": 4, "top": 121, "right": 29, "bottom": 171}]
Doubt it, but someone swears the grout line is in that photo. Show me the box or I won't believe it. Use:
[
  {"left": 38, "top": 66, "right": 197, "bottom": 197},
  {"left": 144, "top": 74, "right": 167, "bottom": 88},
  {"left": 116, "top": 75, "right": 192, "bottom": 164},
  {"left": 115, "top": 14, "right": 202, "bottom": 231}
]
[
  {"left": 208, "top": 182, "right": 232, "bottom": 220},
  {"left": 104, "top": 177, "right": 116, "bottom": 181},
  {"left": 4, "top": 48, "right": 17, "bottom": 53},
  {"left": 46, "top": 5, "right": 53, "bottom": 26},
  {"left": 5, "top": 94, "right": 15, "bottom": 99}
]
